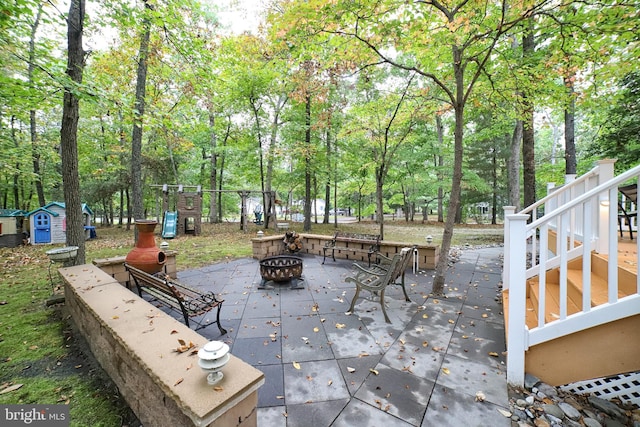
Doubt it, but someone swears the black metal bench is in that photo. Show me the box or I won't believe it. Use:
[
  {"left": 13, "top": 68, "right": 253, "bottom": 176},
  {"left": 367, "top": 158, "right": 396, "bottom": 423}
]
[
  {"left": 125, "top": 263, "right": 227, "bottom": 335},
  {"left": 346, "top": 247, "right": 414, "bottom": 323},
  {"left": 322, "top": 231, "right": 381, "bottom": 266}
]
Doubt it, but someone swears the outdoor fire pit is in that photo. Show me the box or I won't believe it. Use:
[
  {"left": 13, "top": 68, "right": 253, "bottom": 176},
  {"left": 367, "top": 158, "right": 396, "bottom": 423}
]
[{"left": 259, "top": 255, "right": 305, "bottom": 289}]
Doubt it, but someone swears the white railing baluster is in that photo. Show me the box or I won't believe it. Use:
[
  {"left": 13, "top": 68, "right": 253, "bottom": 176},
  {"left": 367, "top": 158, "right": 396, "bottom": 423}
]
[
  {"left": 608, "top": 186, "right": 619, "bottom": 304},
  {"left": 582, "top": 199, "right": 592, "bottom": 313},
  {"left": 559, "top": 211, "right": 568, "bottom": 320},
  {"left": 538, "top": 223, "right": 548, "bottom": 328}
]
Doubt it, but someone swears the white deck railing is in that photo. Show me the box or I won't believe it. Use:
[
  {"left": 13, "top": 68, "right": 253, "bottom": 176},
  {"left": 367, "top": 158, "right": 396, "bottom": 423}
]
[{"left": 504, "top": 160, "right": 640, "bottom": 386}]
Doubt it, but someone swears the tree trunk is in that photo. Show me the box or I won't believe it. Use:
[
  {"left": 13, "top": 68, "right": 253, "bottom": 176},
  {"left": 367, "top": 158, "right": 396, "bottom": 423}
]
[
  {"left": 10, "top": 117, "right": 20, "bottom": 208},
  {"left": 303, "top": 95, "right": 312, "bottom": 232},
  {"left": 508, "top": 121, "right": 523, "bottom": 209},
  {"left": 564, "top": 76, "right": 577, "bottom": 175},
  {"left": 29, "top": 4, "right": 46, "bottom": 207},
  {"left": 60, "top": 0, "right": 86, "bottom": 264},
  {"left": 375, "top": 166, "right": 385, "bottom": 240},
  {"left": 324, "top": 126, "right": 331, "bottom": 224},
  {"left": 208, "top": 109, "right": 218, "bottom": 223},
  {"left": 131, "top": 1, "right": 152, "bottom": 224},
  {"left": 436, "top": 114, "right": 444, "bottom": 223},
  {"left": 432, "top": 46, "right": 465, "bottom": 295},
  {"left": 491, "top": 146, "right": 498, "bottom": 225},
  {"left": 522, "top": 18, "right": 536, "bottom": 209}
]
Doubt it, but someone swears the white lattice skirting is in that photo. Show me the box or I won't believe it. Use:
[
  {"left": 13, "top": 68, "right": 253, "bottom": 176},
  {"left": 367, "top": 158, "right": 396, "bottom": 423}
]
[{"left": 561, "top": 372, "right": 640, "bottom": 407}]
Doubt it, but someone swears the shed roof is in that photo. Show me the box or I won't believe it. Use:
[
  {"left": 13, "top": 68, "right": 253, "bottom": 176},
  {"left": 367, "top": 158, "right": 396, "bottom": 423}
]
[
  {"left": 26, "top": 202, "right": 93, "bottom": 217},
  {"left": 0, "top": 209, "right": 25, "bottom": 217}
]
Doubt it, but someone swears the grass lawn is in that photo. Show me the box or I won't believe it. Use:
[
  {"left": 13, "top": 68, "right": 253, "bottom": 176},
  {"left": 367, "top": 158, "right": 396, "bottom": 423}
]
[{"left": 0, "top": 220, "right": 503, "bottom": 426}]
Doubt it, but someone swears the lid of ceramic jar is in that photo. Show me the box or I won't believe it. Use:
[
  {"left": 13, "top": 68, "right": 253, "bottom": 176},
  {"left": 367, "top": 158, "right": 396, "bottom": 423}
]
[{"left": 198, "top": 341, "right": 229, "bottom": 360}]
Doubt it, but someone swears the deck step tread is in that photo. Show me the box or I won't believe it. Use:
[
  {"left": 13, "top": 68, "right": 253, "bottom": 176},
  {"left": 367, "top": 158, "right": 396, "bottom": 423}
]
[
  {"left": 527, "top": 281, "right": 581, "bottom": 328},
  {"left": 566, "top": 268, "right": 629, "bottom": 306}
]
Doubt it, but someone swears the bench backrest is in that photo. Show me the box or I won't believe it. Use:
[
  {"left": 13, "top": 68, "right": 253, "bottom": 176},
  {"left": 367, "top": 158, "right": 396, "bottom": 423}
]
[
  {"left": 333, "top": 231, "right": 380, "bottom": 242},
  {"left": 125, "top": 264, "right": 182, "bottom": 301},
  {"left": 388, "top": 247, "right": 413, "bottom": 282}
]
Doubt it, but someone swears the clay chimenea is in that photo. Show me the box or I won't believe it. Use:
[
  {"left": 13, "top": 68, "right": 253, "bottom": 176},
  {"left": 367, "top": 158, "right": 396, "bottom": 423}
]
[{"left": 125, "top": 220, "right": 166, "bottom": 274}]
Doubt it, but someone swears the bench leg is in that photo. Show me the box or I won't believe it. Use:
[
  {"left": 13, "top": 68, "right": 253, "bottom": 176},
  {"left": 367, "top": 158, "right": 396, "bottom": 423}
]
[
  {"left": 348, "top": 285, "right": 361, "bottom": 315},
  {"left": 399, "top": 273, "right": 411, "bottom": 302},
  {"left": 379, "top": 288, "right": 391, "bottom": 323},
  {"left": 215, "top": 305, "right": 227, "bottom": 335}
]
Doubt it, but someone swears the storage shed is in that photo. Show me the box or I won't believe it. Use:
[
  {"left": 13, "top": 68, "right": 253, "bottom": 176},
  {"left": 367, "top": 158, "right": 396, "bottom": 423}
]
[
  {"left": 26, "top": 202, "right": 93, "bottom": 245},
  {"left": 0, "top": 209, "right": 26, "bottom": 248}
]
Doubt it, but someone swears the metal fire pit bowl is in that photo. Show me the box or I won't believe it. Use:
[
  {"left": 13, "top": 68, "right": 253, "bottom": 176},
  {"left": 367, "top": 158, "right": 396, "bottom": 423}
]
[{"left": 259, "top": 255, "right": 305, "bottom": 289}]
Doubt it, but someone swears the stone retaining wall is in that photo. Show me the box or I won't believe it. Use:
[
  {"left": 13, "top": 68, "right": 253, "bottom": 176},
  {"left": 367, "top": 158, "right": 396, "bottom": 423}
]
[
  {"left": 251, "top": 233, "right": 440, "bottom": 269},
  {"left": 60, "top": 264, "right": 264, "bottom": 427}
]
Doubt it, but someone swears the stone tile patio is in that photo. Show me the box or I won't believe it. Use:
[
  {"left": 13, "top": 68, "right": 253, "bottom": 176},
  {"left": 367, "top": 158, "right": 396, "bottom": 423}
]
[{"left": 174, "top": 247, "right": 511, "bottom": 426}]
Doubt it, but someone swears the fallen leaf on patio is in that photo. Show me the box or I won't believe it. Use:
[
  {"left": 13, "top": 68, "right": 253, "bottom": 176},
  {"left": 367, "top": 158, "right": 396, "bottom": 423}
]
[
  {"left": 276, "top": 395, "right": 284, "bottom": 399},
  {"left": 462, "top": 335, "right": 469, "bottom": 339},
  {"left": 475, "top": 391, "right": 486, "bottom": 401},
  {"left": 327, "top": 380, "right": 333, "bottom": 386},
  {"left": 369, "top": 368, "right": 379, "bottom": 375},
  {"left": 433, "top": 299, "right": 440, "bottom": 304},
  {"left": 313, "top": 327, "right": 319, "bottom": 333},
  {"left": 292, "top": 361, "right": 301, "bottom": 370},
  {"left": 345, "top": 311, "right": 352, "bottom": 316},
  {"left": 448, "top": 319, "right": 455, "bottom": 324},
  {"left": 358, "top": 352, "right": 369, "bottom": 357},
  {"left": 422, "top": 341, "right": 428, "bottom": 347},
  {"left": 497, "top": 409, "right": 512, "bottom": 417},
  {"left": 384, "top": 404, "right": 391, "bottom": 412},
  {"left": 112, "top": 316, "right": 119, "bottom": 319},
  {"left": 174, "top": 378, "right": 183, "bottom": 386},
  {"left": 301, "top": 337, "right": 309, "bottom": 344},
  {"left": 0, "top": 383, "right": 23, "bottom": 395},
  {"left": 422, "top": 314, "right": 429, "bottom": 318},
  {"left": 320, "top": 318, "right": 326, "bottom": 322},
  {"left": 432, "top": 346, "right": 443, "bottom": 352},
  {"left": 186, "top": 363, "right": 193, "bottom": 370},
  {"left": 399, "top": 339, "right": 405, "bottom": 345},
  {"left": 335, "top": 323, "right": 346, "bottom": 329},
  {"left": 311, "top": 303, "right": 319, "bottom": 312},
  {"left": 306, "top": 376, "right": 313, "bottom": 381},
  {"left": 213, "top": 386, "right": 224, "bottom": 392},
  {"left": 442, "top": 368, "right": 450, "bottom": 375},
  {"left": 488, "top": 352, "right": 499, "bottom": 357},
  {"left": 347, "top": 367, "right": 356, "bottom": 373},
  {"left": 482, "top": 313, "right": 488, "bottom": 318}
]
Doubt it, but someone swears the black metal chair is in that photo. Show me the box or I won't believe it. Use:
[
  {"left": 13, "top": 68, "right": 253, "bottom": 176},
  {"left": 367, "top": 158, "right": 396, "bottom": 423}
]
[{"left": 618, "top": 183, "right": 637, "bottom": 240}]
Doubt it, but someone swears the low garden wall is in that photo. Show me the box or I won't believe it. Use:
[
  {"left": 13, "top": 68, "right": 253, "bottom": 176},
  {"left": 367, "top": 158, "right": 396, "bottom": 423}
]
[
  {"left": 92, "top": 250, "right": 178, "bottom": 286},
  {"left": 60, "top": 264, "right": 264, "bottom": 427},
  {"left": 252, "top": 233, "right": 440, "bottom": 269}
]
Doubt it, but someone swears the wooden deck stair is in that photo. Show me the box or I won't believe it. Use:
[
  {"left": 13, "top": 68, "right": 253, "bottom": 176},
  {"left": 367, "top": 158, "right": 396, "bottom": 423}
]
[{"left": 503, "top": 242, "right": 640, "bottom": 386}]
